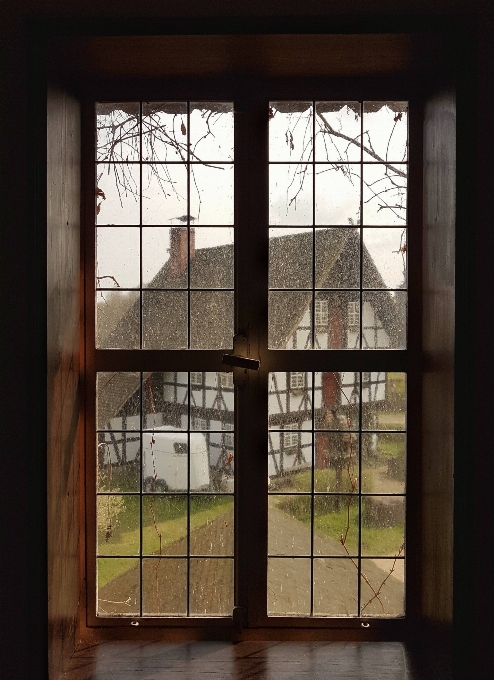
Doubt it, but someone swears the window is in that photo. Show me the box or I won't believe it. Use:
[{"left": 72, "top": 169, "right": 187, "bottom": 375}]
[
  {"left": 87, "top": 94, "right": 411, "bottom": 628},
  {"left": 220, "top": 372, "right": 234, "bottom": 389},
  {"left": 289, "top": 371, "right": 305, "bottom": 390}
]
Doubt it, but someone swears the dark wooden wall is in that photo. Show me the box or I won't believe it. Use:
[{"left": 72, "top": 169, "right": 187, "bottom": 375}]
[
  {"left": 421, "top": 92, "right": 455, "bottom": 626},
  {"left": 46, "top": 84, "right": 82, "bottom": 680}
]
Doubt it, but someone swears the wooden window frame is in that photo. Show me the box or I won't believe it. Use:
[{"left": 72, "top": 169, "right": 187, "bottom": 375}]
[{"left": 83, "top": 75, "right": 422, "bottom": 636}]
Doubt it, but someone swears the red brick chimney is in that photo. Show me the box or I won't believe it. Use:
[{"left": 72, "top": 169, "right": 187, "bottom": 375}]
[{"left": 169, "top": 227, "right": 195, "bottom": 277}]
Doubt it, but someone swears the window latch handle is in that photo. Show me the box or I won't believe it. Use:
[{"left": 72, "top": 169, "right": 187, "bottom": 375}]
[{"left": 222, "top": 334, "right": 259, "bottom": 385}]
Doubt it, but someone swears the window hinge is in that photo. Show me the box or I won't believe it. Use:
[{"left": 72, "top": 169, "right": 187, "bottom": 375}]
[{"left": 222, "top": 334, "right": 260, "bottom": 386}]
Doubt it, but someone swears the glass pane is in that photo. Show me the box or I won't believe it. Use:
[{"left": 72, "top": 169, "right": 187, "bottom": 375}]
[
  {"left": 363, "top": 228, "right": 407, "bottom": 289},
  {"left": 189, "top": 164, "right": 234, "bottom": 225},
  {"left": 97, "top": 372, "right": 140, "bottom": 430},
  {"left": 190, "top": 372, "right": 234, "bottom": 431},
  {"left": 315, "top": 228, "right": 360, "bottom": 289},
  {"left": 190, "top": 291, "right": 233, "bottom": 349},
  {"left": 142, "top": 432, "right": 189, "bottom": 493},
  {"left": 363, "top": 164, "right": 407, "bottom": 225},
  {"left": 360, "top": 558, "right": 405, "bottom": 617},
  {"left": 189, "top": 496, "right": 234, "bottom": 555},
  {"left": 314, "top": 371, "right": 360, "bottom": 431},
  {"left": 362, "top": 433, "right": 406, "bottom": 494},
  {"left": 97, "top": 432, "right": 140, "bottom": 493},
  {"left": 315, "top": 102, "right": 361, "bottom": 162},
  {"left": 313, "top": 433, "right": 359, "bottom": 493},
  {"left": 314, "top": 496, "right": 359, "bottom": 556},
  {"left": 269, "top": 291, "right": 312, "bottom": 349},
  {"left": 142, "top": 558, "right": 187, "bottom": 615},
  {"left": 315, "top": 164, "right": 361, "bottom": 225},
  {"left": 268, "top": 432, "right": 313, "bottom": 492},
  {"left": 190, "top": 102, "right": 234, "bottom": 161},
  {"left": 190, "top": 228, "right": 234, "bottom": 288},
  {"left": 142, "top": 496, "right": 187, "bottom": 556},
  {"left": 268, "top": 558, "right": 311, "bottom": 615},
  {"left": 269, "top": 227, "right": 313, "bottom": 289},
  {"left": 314, "top": 292, "right": 360, "bottom": 350},
  {"left": 189, "top": 558, "right": 234, "bottom": 615},
  {"left": 268, "top": 495, "right": 311, "bottom": 556},
  {"left": 142, "top": 227, "right": 187, "bottom": 289},
  {"left": 313, "top": 558, "right": 359, "bottom": 616},
  {"left": 96, "top": 290, "right": 140, "bottom": 349},
  {"left": 189, "top": 434, "right": 216, "bottom": 492},
  {"left": 361, "top": 496, "right": 405, "bottom": 557},
  {"left": 143, "top": 372, "right": 188, "bottom": 431},
  {"left": 96, "top": 102, "right": 140, "bottom": 162},
  {"left": 96, "top": 227, "right": 140, "bottom": 289},
  {"left": 269, "top": 372, "right": 313, "bottom": 430},
  {"left": 362, "top": 292, "right": 407, "bottom": 349},
  {"left": 96, "top": 163, "right": 140, "bottom": 225},
  {"left": 142, "top": 163, "right": 187, "bottom": 225},
  {"left": 363, "top": 102, "right": 408, "bottom": 162},
  {"left": 269, "top": 164, "right": 313, "bottom": 226},
  {"left": 142, "top": 291, "right": 187, "bottom": 349},
  {"left": 97, "top": 558, "right": 140, "bottom": 616},
  {"left": 362, "top": 372, "right": 406, "bottom": 431},
  {"left": 269, "top": 101, "right": 313, "bottom": 162},
  {"left": 142, "top": 102, "right": 187, "bottom": 162},
  {"left": 97, "top": 495, "right": 140, "bottom": 556}
]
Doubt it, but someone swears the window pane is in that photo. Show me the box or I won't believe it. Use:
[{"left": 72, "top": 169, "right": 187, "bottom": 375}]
[
  {"left": 190, "top": 228, "right": 234, "bottom": 288},
  {"left": 142, "top": 496, "right": 187, "bottom": 556},
  {"left": 96, "top": 290, "right": 140, "bottom": 349},
  {"left": 313, "top": 559, "right": 359, "bottom": 616},
  {"left": 361, "top": 496, "right": 405, "bottom": 557},
  {"left": 142, "top": 163, "right": 188, "bottom": 225},
  {"left": 190, "top": 164, "right": 234, "bottom": 225},
  {"left": 315, "top": 228, "right": 360, "bottom": 289},
  {"left": 269, "top": 101, "right": 313, "bottom": 162},
  {"left": 313, "top": 433, "right": 359, "bottom": 493},
  {"left": 97, "top": 495, "right": 140, "bottom": 556},
  {"left": 314, "top": 496, "right": 359, "bottom": 556},
  {"left": 269, "top": 227, "right": 313, "bottom": 289},
  {"left": 363, "top": 164, "right": 407, "bottom": 225},
  {"left": 363, "top": 228, "right": 407, "bottom": 289},
  {"left": 189, "top": 559, "right": 234, "bottom": 616},
  {"left": 97, "top": 558, "right": 140, "bottom": 616},
  {"left": 315, "top": 164, "right": 361, "bottom": 225},
  {"left": 142, "top": 291, "right": 188, "bottom": 349},
  {"left": 360, "top": 558, "right": 405, "bottom": 617},
  {"left": 362, "top": 433, "right": 406, "bottom": 494},
  {"left": 269, "top": 164, "right": 313, "bottom": 226},
  {"left": 142, "top": 558, "right": 187, "bottom": 616},
  {"left": 96, "top": 163, "right": 140, "bottom": 225},
  {"left": 269, "top": 291, "right": 312, "bottom": 349},
  {"left": 142, "top": 227, "right": 187, "bottom": 288},
  {"left": 190, "top": 291, "right": 233, "bottom": 349},
  {"left": 143, "top": 372, "right": 188, "bottom": 431},
  {"left": 142, "top": 102, "right": 187, "bottom": 162},
  {"left": 363, "top": 101, "right": 408, "bottom": 162},
  {"left": 362, "top": 292, "right": 407, "bottom": 349},
  {"left": 269, "top": 495, "right": 311, "bottom": 556},
  {"left": 362, "top": 372, "right": 406, "bottom": 430},
  {"left": 97, "top": 432, "right": 141, "bottom": 493},
  {"left": 96, "top": 227, "right": 140, "bottom": 289},
  {"left": 268, "top": 558, "right": 311, "bottom": 615},
  {"left": 97, "top": 102, "right": 140, "bottom": 162},
  {"left": 314, "top": 372, "right": 360, "bottom": 431},
  {"left": 315, "top": 292, "right": 360, "bottom": 350},
  {"left": 190, "top": 102, "right": 234, "bottom": 161},
  {"left": 315, "top": 102, "right": 361, "bottom": 162},
  {"left": 189, "top": 496, "right": 234, "bottom": 555},
  {"left": 97, "top": 372, "right": 141, "bottom": 430}
]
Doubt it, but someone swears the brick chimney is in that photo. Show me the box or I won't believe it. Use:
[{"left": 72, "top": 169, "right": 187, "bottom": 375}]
[{"left": 169, "top": 227, "right": 195, "bottom": 277}]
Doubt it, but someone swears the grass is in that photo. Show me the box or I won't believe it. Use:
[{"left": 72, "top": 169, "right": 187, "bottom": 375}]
[{"left": 97, "top": 495, "right": 233, "bottom": 588}]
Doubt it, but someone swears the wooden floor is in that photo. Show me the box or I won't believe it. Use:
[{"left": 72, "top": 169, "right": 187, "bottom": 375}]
[{"left": 61, "top": 641, "right": 452, "bottom": 679}]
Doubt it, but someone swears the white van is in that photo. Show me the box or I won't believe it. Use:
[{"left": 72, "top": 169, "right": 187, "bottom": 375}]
[{"left": 142, "top": 427, "right": 210, "bottom": 492}]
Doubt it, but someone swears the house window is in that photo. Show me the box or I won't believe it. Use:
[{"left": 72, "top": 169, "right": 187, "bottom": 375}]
[
  {"left": 283, "top": 422, "right": 299, "bottom": 448},
  {"left": 315, "top": 299, "right": 328, "bottom": 327},
  {"left": 348, "top": 301, "right": 359, "bottom": 329},
  {"left": 220, "top": 372, "right": 234, "bottom": 389},
  {"left": 190, "top": 372, "right": 203, "bottom": 385},
  {"left": 87, "top": 94, "right": 411, "bottom": 629},
  {"left": 290, "top": 372, "right": 305, "bottom": 390}
]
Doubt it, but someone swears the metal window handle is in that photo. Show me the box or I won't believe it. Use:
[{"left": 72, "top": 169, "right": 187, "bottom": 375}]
[{"left": 222, "top": 334, "right": 259, "bottom": 385}]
